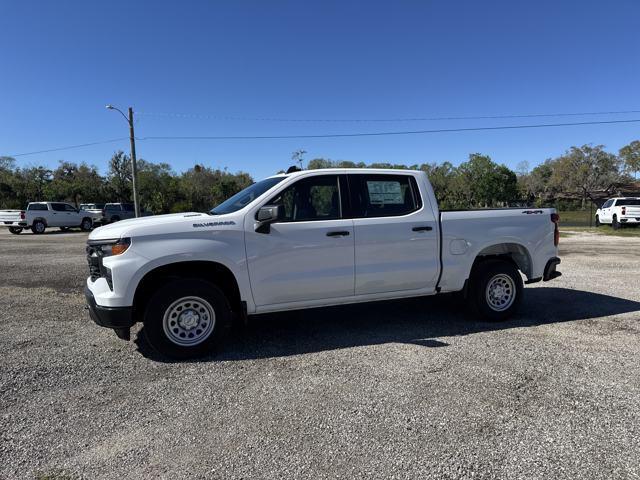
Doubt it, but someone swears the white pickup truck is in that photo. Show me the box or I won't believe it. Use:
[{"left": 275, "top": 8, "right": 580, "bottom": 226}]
[
  {"left": 85, "top": 168, "right": 561, "bottom": 358},
  {"left": 0, "top": 202, "right": 100, "bottom": 234},
  {"left": 595, "top": 197, "right": 640, "bottom": 229}
]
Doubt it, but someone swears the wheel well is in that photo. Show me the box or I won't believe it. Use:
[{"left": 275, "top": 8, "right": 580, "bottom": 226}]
[
  {"left": 472, "top": 243, "right": 532, "bottom": 279},
  {"left": 132, "top": 261, "right": 242, "bottom": 321},
  {"left": 32, "top": 217, "right": 47, "bottom": 226}
]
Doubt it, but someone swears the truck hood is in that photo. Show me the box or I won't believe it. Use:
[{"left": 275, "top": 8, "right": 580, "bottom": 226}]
[{"left": 88, "top": 212, "right": 212, "bottom": 240}]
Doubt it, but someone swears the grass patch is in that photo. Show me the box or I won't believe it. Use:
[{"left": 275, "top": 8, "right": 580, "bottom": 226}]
[
  {"left": 557, "top": 209, "right": 596, "bottom": 227},
  {"left": 560, "top": 225, "right": 640, "bottom": 237}
]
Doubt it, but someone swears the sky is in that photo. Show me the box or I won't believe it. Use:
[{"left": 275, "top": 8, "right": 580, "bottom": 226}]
[{"left": 1, "top": 0, "right": 639, "bottom": 180}]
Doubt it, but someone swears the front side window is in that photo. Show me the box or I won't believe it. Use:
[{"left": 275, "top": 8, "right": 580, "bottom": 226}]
[
  {"left": 105, "top": 204, "right": 119, "bottom": 211},
  {"left": 64, "top": 204, "right": 77, "bottom": 212},
  {"left": 602, "top": 200, "right": 613, "bottom": 208},
  {"left": 267, "top": 175, "right": 341, "bottom": 222},
  {"left": 349, "top": 174, "right": 421, "bottom": 218}
]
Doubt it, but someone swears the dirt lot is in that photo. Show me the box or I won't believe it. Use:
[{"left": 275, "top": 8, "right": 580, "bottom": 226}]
[{"left": 1, "top": 228, "right": 639, "bottom": 480}]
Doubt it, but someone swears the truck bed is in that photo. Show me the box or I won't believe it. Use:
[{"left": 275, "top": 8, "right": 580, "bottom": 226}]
[{"left": 437, "top": 207, "right": 558, "bottom": 293}]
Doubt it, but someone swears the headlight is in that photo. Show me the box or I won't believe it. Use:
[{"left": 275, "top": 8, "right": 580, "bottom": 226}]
[{"left": 90, "top": 237, "right": 131, "bottom": 257}]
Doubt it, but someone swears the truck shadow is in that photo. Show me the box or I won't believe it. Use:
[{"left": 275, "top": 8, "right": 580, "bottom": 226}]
[{"left": 135, "top": 287, "right": 640, "bottom": 362}]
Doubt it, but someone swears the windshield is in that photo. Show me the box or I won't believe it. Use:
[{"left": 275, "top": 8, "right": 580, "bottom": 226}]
[{"left": 210, "top": 176, "right": 286, "bottom": 215}]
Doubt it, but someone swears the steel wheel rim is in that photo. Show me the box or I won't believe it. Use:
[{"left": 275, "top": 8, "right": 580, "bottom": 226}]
[
  {"left": 162, "top": 296, "right": 216, "bottom": 346},
  {"left": 485, "top": 274, "right": 516, "bottom": 311}
]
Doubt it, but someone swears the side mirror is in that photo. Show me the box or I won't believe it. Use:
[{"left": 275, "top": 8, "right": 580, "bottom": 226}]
[{"left": 255, "top": 205, "right": 283, "bottom": 234}]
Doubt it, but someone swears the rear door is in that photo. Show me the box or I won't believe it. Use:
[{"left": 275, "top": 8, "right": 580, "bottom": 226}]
[
  {"left": 349, "top": 173, "right": 439, "bottom": 295},
  {"left": 245, "top": 174, "right": 355, "bottom": 307}
]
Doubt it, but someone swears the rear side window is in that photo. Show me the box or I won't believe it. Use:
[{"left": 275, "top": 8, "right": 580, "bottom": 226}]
[
  {"left": 123, "top": 204, "right": 134, "bottom": 212},
  {"left": 616, "top": 199, "right": 640, "bottom": 206},
  {"left": 105, "top": 204, "right": 120, "bottom": 211},
  {"left": 349, "top": 174, "right": 421, "bottom": 218},
  {"left": 51, "top": 203, "right": 66, "bottom": 212},
  {"left": 27, "top": 203, "right": 48, "bottom": 211}
]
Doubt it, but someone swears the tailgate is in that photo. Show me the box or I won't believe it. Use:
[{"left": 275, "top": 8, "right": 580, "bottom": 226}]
[
  {"left": 623, "top": 206, "right": 640, "bottom": 217},
  {"left": 0, "top": 210, "right": 21, "bottom": 223}
]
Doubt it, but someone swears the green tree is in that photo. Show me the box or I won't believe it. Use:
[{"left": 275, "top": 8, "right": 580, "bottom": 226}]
[
  {"left": 106, "top": 151, "right": 132, "bottom": 202},
  {"left": 619, "top": 140, "right": 640, "bottom": 179},
  {"left": 550, "top": 145, "right": 621, "bottom": 208}
]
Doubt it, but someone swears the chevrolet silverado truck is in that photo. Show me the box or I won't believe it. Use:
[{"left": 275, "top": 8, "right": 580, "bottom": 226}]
[
  {"left": 595, "top": 197, "right": 640, "bottom": 229},
  {"left": 1, "top": 202, "right": 99, "bottom": 234},
  {"left": 85, "top": 168, "right": 561, "bottom": 358}
]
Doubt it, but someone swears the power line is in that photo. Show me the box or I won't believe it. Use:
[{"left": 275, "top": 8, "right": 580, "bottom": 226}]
[
  {"left": 136, "top": 109, "right": 640, "bottom": 123},
  {"left": 140, "top": 118, "right": 640, "bottom": 141},
  {"left": 6, "top": 117, "right": 640, "bottom": 157},
  {"left": 10, "top": 138, "right": 129, "bottom": 157}
]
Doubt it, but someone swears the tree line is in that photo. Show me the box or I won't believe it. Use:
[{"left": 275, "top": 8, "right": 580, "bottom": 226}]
[{"left": 1, "top": 140, "right": 638, "bottom": 213}]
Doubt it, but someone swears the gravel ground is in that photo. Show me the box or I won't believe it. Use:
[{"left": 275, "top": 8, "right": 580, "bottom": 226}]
[{"left": 0, "top": 228, "right": 639, "bottom": 480}]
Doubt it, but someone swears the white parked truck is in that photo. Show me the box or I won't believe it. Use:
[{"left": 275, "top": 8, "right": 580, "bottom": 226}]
[
  {"left": 85, "top": 168, "right": 561, "bottom": 358},
  {"left": 595, "top": 197, "right": 640, "bottom": 229},
  {"left": 0, "top": 202, "right": 100, "bottom": 234}
]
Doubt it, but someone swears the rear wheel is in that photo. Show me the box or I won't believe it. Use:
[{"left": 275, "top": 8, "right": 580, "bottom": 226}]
[
  {"left": 612, "top": 215, "right": 620, "bottom": 230},
  {"left": 468, "top": 259, "right": 523, "bottom": 321},
  {"left": 31, "top": 220, "right": 46, "bottom": 234},
  {"left": 8, "top": 227, "right": 22, "bottom": 235},
  {"left": 142, "top": 278, "right": 231, "bottom": 359}
]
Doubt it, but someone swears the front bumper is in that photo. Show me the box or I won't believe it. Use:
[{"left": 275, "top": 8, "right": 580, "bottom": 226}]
[{"left": 84, "top": 285, "right": 135, "bottom": 331}]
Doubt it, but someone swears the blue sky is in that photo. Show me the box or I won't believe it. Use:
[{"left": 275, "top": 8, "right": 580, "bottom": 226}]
[{"left": 1, "top": 0, "right": 639, "bottom": 179}]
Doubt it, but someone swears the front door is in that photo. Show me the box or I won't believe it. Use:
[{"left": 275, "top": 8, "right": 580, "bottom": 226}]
[
  {"left": 245, "top": 174, "right": 355, "bottom": 307},
  {"left": 348, "top": 173, "right": 439, "bottom": 295}
]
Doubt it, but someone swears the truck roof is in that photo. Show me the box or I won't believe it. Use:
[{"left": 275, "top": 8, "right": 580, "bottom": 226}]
[{"left": 273, "top": 168, "right": 423, "bottom": 179}]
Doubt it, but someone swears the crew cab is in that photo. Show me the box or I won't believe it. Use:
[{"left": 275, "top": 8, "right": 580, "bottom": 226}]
[
  {"left": 1, "top": 202, "right": 100, "bottom": 234},
  {"left": 85, "top": 168, "right": 561, "bottom": 358},
  {"left": 595, "top": 197, "right": 640, "bottom": 229},
  {"left": 79, "top": 203, "right": 107, "bottom": 225}
]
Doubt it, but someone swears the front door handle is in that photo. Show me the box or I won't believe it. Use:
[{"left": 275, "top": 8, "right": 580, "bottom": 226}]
[
  {"left": 412, "top": 226, "right": 433, "bottom": 232},
  {"left": 326, "top": 231, "right": 350, "bottom": 237}
]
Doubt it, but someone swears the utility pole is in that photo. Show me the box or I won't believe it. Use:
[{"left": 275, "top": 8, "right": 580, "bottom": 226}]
[
  {"left": 127, "top": 107, "right": 140, "bottom": 218},
  {"left": 106, "top": 104, "right": 140, "bottom": 217}
]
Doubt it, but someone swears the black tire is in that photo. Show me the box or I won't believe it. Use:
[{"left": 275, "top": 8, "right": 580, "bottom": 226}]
[
  {"left": 468, "top": 259, "right": 523, "bottom": 322},
  {"left": 142, "top": 278, "right": 231, "bottom": 359},
  {"left": 31, "top": 220, "right": 46, "bottom": 235},
  {"left": 80, "top": 217, "right": 93, "bottom": 231},
  {"left": 111, "top": 215, "right": 120, "bottom": 222},
  {"left": 8, "top": 227, "right": 22, "bottom": 235},
  {"left": 612, "top": 215, "right": 620, "bottom": 230},
  {"left": 595, "top": 215, "right": 600, "bottom": 227}
]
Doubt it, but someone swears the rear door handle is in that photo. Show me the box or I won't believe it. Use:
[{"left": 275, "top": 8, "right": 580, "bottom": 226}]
[
  {"left": 412, "top": 226, "right": 433, "bottom": 232},
  {"left": 326, "top": 231, "right": 350, "bottom": 237}
]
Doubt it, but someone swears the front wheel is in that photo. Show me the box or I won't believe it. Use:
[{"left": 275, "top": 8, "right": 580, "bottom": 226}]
[
  {"left": 8, "top": 227, "right": 22, "bottom": 235},
  {"left": 80, "top": 217, "right": 93, "bottom": 231},
  {"left": 468, "top": 259, "right": 523, "bottom": 321},
  {"left": 142, "top": 278, "right": 231, "bottom": 359}
]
